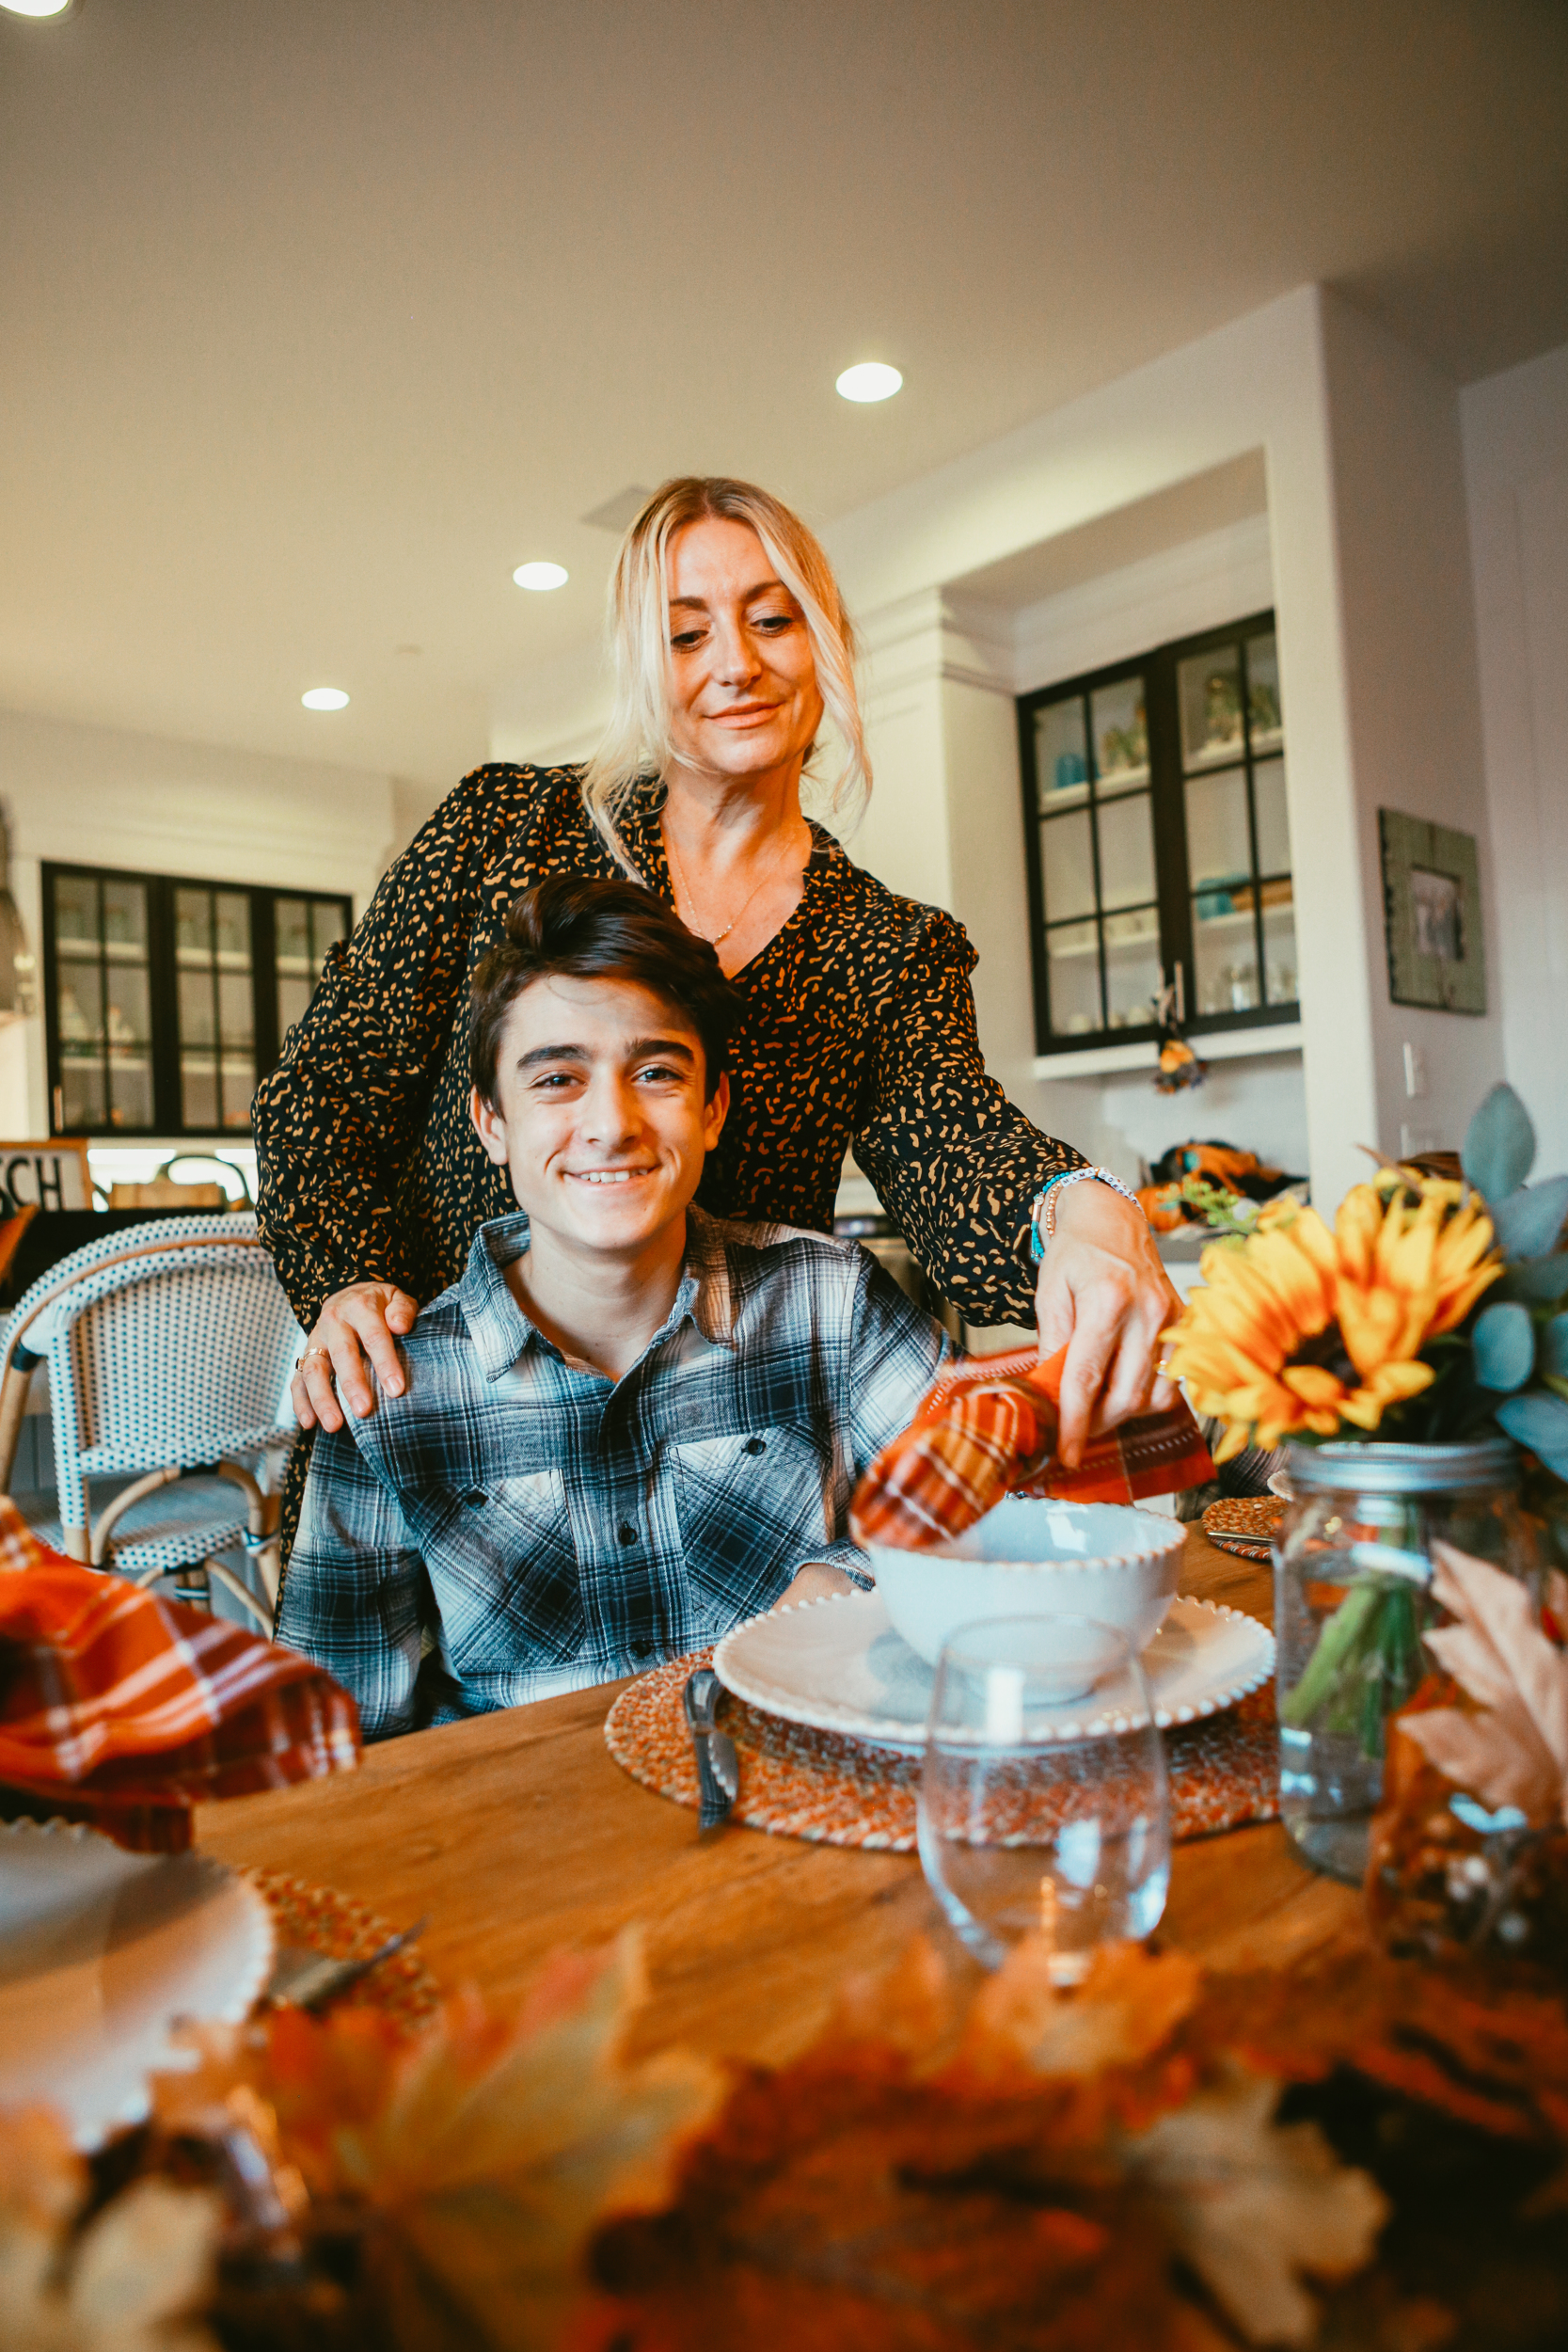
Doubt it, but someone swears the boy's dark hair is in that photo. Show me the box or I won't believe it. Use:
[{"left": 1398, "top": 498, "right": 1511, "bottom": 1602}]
[{"left": 469, "top": 874, "right": 740, "bottom": 1105}]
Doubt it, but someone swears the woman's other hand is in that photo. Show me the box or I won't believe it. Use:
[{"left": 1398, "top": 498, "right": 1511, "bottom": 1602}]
[
  {"left": 292, "top": 1280, "right": 420, "bottom": 1432},
  {"left": 1034, "top": 1181, "right": 1180, "bottom": 1468}
]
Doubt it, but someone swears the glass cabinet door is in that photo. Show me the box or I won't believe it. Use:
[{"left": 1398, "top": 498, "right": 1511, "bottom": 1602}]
[
  {"left": 50, "top": 871, "right": 153, "bottom": 1131},
  {"left": 1180, "top": 626, "right": 1293, "bottom": 1020},
  {"left": 175, "top": 885, "right": 256, "bottom": 1130},
  {"left": 1032, "top": 672, "right": 1161, "bottom": 1039},
  {"left": 274, "top": 895, "right": 347, "bottom": 1041}
]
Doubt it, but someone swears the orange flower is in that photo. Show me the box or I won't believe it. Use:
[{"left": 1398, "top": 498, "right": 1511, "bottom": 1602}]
[{"left": 1161, "top": 1174, "right": 1504, "bottom": 1460}]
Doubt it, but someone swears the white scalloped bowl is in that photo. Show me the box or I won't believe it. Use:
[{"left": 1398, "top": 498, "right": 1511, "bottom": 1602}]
[{"left": 863, "top": 1496, "right": 1184, "bottom": 1668}]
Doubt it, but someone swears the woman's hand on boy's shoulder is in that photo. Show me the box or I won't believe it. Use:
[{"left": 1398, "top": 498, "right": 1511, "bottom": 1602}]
[{"left": 292, "top": 1279, "right": 420, "bottom": 1433}]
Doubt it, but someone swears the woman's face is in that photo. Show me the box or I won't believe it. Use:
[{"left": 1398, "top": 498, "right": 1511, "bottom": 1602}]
[{"left": 663, "top": 516, "right": 825, "bottom": 787}]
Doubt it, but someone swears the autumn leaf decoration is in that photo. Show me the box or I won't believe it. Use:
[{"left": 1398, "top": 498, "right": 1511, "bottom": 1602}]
[{"left": 1395, "top": 1545, "right": 1568, "bottom": 1828}]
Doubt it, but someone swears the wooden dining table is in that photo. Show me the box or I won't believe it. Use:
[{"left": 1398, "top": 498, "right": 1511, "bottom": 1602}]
[{"left": 197, "top": 1526, "right": 1366, "bottom": 2066}]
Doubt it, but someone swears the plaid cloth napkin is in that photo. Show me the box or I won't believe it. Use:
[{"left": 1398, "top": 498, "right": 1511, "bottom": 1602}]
[
  {"left": 0, "top": 1500, "right": 359, "bottom": 1852},
  {"left": 850, "top": 1345, "right": 1214, "bottom": 1549}
]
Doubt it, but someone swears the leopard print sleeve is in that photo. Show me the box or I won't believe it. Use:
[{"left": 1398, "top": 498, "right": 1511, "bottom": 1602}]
[
  {"left": 851, "top": 906, "right": 1087, "bottom": 1327},
  {"left": 253, "top": 767, "right": 536, "bottom": 1328}
]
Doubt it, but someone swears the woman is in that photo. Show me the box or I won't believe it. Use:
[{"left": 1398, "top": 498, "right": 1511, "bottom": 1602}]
[{"left": 256, "top": 476, "right": 1176, "bottom": 1491}]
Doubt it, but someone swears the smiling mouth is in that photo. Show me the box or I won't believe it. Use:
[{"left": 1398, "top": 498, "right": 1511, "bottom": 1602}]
[{"left": 567, "top": 1168, "right": 653, "bottom": 1185}]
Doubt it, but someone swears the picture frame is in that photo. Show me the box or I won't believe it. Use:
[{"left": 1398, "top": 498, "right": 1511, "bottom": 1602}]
[
  {"left": 1378, "top": 810, "right": 1486, "bottom": 1015},
  {"left": 0, "top": 1138, "right": 94, "bottom": 1216}
]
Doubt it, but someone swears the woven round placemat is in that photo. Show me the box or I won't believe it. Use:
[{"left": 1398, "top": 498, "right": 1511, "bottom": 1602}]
[
  {"left": 605, "top": 1650, "right": 1279, "bottom": 1851},
  {"left": 1202, "top": 1496, "right": 1289, "bottom": 1561},
  {"left": 242, "top": 1868, "right": 441, "bottom": 2033}
]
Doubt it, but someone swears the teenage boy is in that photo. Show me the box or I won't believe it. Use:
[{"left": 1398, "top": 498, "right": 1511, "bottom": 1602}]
[{"left": 277, "top": 874, "right": 951, "bottom": 1738}]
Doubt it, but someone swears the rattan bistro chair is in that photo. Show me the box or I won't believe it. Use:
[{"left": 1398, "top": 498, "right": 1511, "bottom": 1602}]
[{"left": 0, "top": 1216, "right": 303, "bottom": 1629}]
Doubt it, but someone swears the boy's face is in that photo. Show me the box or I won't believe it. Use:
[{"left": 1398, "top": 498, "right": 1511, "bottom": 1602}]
[{"left": 470, "top": 974, "right": 728, "bottom": 1260}]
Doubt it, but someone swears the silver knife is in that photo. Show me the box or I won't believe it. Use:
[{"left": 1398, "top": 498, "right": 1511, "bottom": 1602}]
[{"left": 682, "top": 1667, "right": 739, "bottom": 1831}]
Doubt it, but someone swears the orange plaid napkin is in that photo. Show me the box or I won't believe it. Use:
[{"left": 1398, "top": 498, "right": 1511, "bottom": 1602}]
[
  {"left": 850, "top": 1345, "right": 1214, "bottom": 1549},
  {"left": 0, "top": 1500, "right": 359, "bottom": 1852}
]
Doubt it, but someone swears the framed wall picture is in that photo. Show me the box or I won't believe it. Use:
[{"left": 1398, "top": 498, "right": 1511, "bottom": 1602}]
[
  {"left": 1378, "top": 810, "right": 1486, "bottom": 1015},
  {"left": 0, "top": 1137, "right": 93, "bottom": 1215}
]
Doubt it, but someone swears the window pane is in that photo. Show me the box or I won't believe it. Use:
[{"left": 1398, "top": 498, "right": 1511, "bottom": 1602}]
[
  {"left": 309, "top": 900, "right": 347, "bottom": 965},
  {"left": 175, "top": 888, "right": 212, "bottom": 957},
  {"left": 59, "top": 963, "right": 103, "bottom": 1045},
  {"left": 218, "top": 971, "right": 253, "bottom": 1050},
  {"left": 55, "top": 874, "right": 99, "bottom": 946},
  {"left": 1186, "top": 769, "right": 1252, "bottom": 899},
  {"left": 179, "top": 967, "right": 214, "bottom": 1047},
  {"left": 1262, "top": 883, "right": 1297, "bottom": 1005},
  {"left": 61, "top": 1065, "right": 104, "bottom": 1128},
  {"left": 105, "top": 966, "right": 150, "bottom": 1049},
  {"left": 182, "top": 1059, "right": 218, "bottom": 1129},
  {"left": 1253, "top": 756, "right": 1291, "bottom": 876},
  {"left": 1193, "top": 902, "right": 1259, "bottom": 1017},
  {"left": 221, "top": 1058, "right": 256, "bottom": 1129},
  {"left": 101, "top": 880, "right": 148, "bottom": 951},
  {"left": 1247, "top": 632, "right": 1283, "bottom": 751},
  {"left": 1035, "top": 699, "right": 1089, "bottom": 808},
  {"left": 214, "top": 892, "right": 250, "bottom": 962},
  {"left": 1180, "top": 644, "right": 1243, "bottom": 771},
  {"left": 276, "top": 897, "right": 311, "bottom": 965},
  {"left": 1090, "top": 676, "right": 1148, "bottom": 791},
  {"left": 1040, "top": 808, "right": 1097, "bottom": 922},
  {"left": 1095, "top": 791, "right": 1155, "bottom": 909},
  {"left": 1102, "top": 906, "right": 1162, "bottom": 1030},
  {"left": 107, "top": 1061, "right": 152, "bottom": 1129},
  {"left": 277, "top": 974, "right": 311, "bottom": 1037},
  {"left": 1046, "top": 920, "right": 1101, "bottom": 1037}
]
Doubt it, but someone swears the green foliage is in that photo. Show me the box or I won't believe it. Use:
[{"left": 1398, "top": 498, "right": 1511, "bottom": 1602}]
[
  {"left": 1463, "top": 1083, "right": 1536, "bottom": 1202},
  {"left": 1472, "top": 1301, "right": 1536, "bottom": 1392}
]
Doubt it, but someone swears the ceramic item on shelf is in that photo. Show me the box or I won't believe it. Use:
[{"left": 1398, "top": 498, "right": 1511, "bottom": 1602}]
[
  {"left": 1275, "top": 1438, "right": 1539, "bottom": 1887},
  {"left": 0, "top": 1819, "right": 275, "bottom": 2149},
  {"left": 861, "top": 1496, "right": 1183, "bottom": 1669},
  {"left": 713, "top": 1588, "right": 1274, "bottom": 1752}
]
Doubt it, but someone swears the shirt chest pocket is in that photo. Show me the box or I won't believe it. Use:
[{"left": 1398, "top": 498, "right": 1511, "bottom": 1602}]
[
  {"left": 671, "top": 1426, "right": 832, "bottom": 1621},
  {"left": 417, "top": 1470, "right": 585, "bottom": 1672}
]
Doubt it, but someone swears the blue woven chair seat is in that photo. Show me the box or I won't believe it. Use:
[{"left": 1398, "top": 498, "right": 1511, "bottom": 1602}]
[{"left": 14, "top": 1477, "right": 252, "bottom": 1580}]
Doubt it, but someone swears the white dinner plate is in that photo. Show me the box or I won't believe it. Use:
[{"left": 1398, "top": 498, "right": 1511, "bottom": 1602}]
[
  {"left": 0, "top": 1818, "right": 276, "bottom": 2150},
  {"left": 713, "top": 1589, "right": 1275, "bottom": 1750}
]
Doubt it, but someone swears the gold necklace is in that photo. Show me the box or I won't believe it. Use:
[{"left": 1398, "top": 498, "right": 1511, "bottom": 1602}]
[{"left": 662, "top": 818, "right": 800, "bottom": 948}]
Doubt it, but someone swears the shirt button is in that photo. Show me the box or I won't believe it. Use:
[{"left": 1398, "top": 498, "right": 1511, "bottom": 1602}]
[
  {"left": 743, "top": 1436, "right": 766, "bottom": 1456},
  {"left": 617, "top": 1522, "right": 639, "bottom": 1546}
]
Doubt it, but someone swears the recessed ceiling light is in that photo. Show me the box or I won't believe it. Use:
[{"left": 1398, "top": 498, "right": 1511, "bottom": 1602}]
[
  {"left": 0, "top": 1, "right": 74, "bottom": 16},
  {"left": 836, "top": 361, "right": 903, "bottom": 405},
  {"left": 301, "top": 687, "right": 350, "bottom": 711},
  {"left": 513, "top": 561, "right": 569, "bottom": 591}
]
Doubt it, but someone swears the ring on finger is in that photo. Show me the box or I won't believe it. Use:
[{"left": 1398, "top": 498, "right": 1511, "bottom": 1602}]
[{"left": 296, "top": 1346, "right": 335, "bottom": 1372}]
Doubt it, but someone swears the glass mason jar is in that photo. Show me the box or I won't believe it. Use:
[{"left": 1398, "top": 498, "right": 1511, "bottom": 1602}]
[{"left": 1275, "top": 1438, "right": 1540, "bottom": 1884}]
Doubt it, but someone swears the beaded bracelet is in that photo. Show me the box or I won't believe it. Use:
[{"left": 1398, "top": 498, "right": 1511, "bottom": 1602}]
[{"left": 1028, "top": 1166, "right": 1144, "bottom": 1263}]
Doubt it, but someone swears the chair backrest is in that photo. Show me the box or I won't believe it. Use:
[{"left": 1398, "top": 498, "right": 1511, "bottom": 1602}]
[
  {"left": 0, "top": 1213, "right": 263, "bottom": 1375},
  {"left": 7, "top": 1217, "right": 304, "bottom": 1534}
]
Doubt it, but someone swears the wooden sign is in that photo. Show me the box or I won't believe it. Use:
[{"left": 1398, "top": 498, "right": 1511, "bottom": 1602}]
[{"left": 0, "top": 1139, "right": 93, "bottom": 1216}]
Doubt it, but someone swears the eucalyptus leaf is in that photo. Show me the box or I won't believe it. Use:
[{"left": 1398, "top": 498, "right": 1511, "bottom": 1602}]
[
  {"left": 1500, "top": 1256, "right": 1568, "bottom": 1303},
  {"left": 1472, "top": 1300, "right": 1536, "bottom": 1391},
  {"left": 1497, "top": 1389, "right": 1568, "bottom": 1454},
  {"left": 1463, "top": 1082, "right": 1536, "bottom": 1202},
  {"left": 1543, "top": 1315, "right": 1568, "bottom": 1378},
  {"left": 1491, "top": 1173, "right": 1568, "bottom": 1262}
]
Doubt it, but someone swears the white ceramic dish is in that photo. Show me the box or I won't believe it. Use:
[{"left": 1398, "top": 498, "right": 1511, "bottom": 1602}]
[
  {"left": 713, "top": 1588, "right": 1275, "bottom": 1750},
  {"left": 0, "top": 1818, "right": 275, "bottom": 2150},
  {"left": 862, "top": 1495, "right": 1184, "bottom": 1667}
]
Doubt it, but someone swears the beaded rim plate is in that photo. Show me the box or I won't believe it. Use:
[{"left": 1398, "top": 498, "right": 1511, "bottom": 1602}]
[
  {"left": 0, "top": 1818, "right": 275, "bottom": 2150},
  {"left": 713, "top": 1589, "right": 1275, "bottom": 1751}
]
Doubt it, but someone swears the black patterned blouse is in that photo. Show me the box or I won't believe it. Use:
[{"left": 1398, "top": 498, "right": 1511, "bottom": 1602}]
[{"left": 252, "top": 764, "right": 1085, "bottom": 1332}]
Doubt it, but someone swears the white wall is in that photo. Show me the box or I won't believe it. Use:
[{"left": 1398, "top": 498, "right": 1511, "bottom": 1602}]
[
  {"left": 1463, "top": 340, "right": 1568, "bottom": 1174},
  {"left": 0, "top": 707, "right": 401, "bottom": 1136}
]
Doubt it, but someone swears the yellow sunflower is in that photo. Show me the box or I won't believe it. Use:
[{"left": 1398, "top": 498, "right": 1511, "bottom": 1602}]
[{"left": 1162, "top": 1171, "right": 1504, "bottom": 1462}]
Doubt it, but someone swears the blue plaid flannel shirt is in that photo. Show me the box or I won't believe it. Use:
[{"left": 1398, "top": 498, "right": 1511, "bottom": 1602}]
[{"left": 278, "top": 1207, "right": 951, "bottom": 1738}]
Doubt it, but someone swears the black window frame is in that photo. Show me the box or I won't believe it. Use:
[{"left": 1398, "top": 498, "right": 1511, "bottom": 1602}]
[
  {"left": 42, "top": 863, "right": 352, "bottom": 1139},
  {"left": 1018, "top": 609, "right": 1298, "bottom": 1055}
]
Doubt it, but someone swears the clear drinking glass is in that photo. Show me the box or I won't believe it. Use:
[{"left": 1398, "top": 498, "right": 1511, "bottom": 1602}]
[{"left": 917, "top": 1614, "right": 1170, "bottom": 1978}]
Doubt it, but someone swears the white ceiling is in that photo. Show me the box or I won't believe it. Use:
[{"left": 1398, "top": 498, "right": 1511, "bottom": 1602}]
[{"left": 3, "top": 0, "right": 1566, "bottom": 788}]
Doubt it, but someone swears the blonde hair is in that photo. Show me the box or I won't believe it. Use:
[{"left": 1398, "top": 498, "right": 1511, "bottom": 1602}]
[{"left": 580, "top": 476, "right": 871, "bottom": 860}]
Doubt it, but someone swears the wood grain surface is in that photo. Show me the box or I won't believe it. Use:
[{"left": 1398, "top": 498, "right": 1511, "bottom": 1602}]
[{"left": 197, "top": 1527, "right": 1362, "bottom": 2064}]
